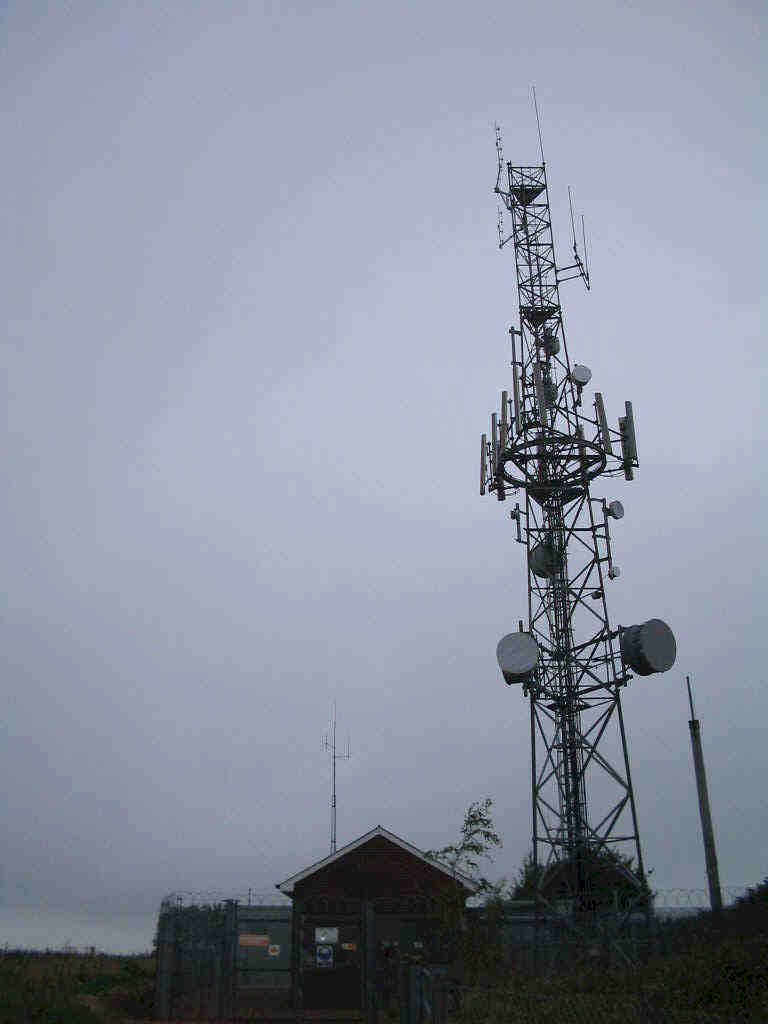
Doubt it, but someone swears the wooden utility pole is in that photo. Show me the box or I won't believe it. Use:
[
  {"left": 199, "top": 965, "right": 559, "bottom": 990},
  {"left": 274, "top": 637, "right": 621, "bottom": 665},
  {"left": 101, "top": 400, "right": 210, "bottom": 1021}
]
[{"left": 686, "top": 676, "right": 722, "bottom": 912}]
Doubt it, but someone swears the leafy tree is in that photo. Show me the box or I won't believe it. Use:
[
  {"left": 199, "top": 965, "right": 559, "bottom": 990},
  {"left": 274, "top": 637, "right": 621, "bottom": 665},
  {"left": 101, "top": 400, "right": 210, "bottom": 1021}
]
[
  {"left": 735, "top": 876, "right": 768, "bottom": 905},
  {"left": 425, "top": 799, "right": 510, "bottom": 982},
  {"left": 425, "top": 797, "right": 503, "bottom": 894}
]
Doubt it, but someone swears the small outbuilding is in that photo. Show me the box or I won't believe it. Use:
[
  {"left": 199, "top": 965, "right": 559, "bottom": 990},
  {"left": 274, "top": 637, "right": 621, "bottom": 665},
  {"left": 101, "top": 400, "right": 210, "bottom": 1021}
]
[{"left": 277, "top": 825, "right": 479, "bottom": 1019}]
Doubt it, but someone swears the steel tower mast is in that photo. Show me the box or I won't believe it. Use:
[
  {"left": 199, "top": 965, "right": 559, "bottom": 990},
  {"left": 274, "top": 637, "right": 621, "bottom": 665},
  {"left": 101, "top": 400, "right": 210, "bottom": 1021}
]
[{"left": 482, "top": 125, "right": 676, "bottom": 908}]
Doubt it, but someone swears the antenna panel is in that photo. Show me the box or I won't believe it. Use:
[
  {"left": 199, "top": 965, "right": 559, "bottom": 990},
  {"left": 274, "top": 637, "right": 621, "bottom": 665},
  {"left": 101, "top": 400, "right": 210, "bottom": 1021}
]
[
  {"left": 512, "top": 361, "right": 522, "bottom": 435},
  {"left": 619, "top": 402, "right": 637, "bottom": 480},
  {"left": 534, "top": 363, "right": 547, "bottom": 423},
  {"left": 623, "top": 401, "right": 638, "bottom": 461},
  {"left": 594, "top": 392, "right": 613, "bottom": 453}
]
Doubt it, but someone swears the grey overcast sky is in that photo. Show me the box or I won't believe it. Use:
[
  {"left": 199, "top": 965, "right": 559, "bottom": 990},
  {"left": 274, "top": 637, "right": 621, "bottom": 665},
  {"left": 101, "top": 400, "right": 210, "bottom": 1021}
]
[{"left": 1, "top": 1, "right": 765, "bottom": 914}]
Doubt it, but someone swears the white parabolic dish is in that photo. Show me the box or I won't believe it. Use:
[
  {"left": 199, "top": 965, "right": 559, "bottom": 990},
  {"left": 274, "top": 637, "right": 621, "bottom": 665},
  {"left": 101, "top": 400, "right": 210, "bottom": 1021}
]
[
  {"left": 571, "top": 364, "right": 592, "bottom": 386},
  {"left": 496, "top": 632, "right": 539, "bottom": 685}
]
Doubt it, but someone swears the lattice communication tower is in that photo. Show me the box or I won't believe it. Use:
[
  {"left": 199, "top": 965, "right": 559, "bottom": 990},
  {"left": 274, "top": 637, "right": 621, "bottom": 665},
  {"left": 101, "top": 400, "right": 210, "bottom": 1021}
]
[{"left": 482, "top": 126, "right": 677, "bottom": 908}]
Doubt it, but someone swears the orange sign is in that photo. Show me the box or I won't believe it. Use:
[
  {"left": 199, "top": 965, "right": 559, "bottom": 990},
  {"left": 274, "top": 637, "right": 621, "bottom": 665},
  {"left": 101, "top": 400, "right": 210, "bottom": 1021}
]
[{"left": 239, "top": 934, "right": 269, "bottom": 947}]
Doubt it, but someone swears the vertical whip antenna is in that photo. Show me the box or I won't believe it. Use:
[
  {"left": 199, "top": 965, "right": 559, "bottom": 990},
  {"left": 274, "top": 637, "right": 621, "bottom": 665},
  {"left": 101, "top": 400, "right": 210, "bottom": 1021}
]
[
  {"left": 568, "top": 186, "right": 578, "bottom": 252},
  {"left": 322, "top": 701, "right": 351, "bottom": 854},
  {"left": 567, "top": 187, "right": 591, "bottom": 290},
  {"left": 581, "top": 214, "right": 590, "bottom": 288},
  {"left": 532, "top": 85, "right": 545, "bottom": 165}
]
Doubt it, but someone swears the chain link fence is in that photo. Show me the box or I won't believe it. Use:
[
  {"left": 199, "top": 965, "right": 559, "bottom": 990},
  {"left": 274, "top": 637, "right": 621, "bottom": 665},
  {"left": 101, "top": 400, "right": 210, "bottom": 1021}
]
[
  {"left": 153, "top": 885, "right": 763, "bottom": 1021},
  {"left": 401, "top": 895, "right": 767, "bottom": 1024},
  {"left": 154, "top": 892, "right": 294, "bottom": 1019}
]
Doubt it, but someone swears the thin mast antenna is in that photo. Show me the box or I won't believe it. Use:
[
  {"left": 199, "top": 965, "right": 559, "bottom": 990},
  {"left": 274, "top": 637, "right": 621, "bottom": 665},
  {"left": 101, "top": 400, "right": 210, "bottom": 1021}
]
[
  {"left": 686, "top": 674, "right": 696, "bottom": 720},
  {"left": 567, "top": 187, "right": 591, "bottom": 290},
  {"left": 323, "top": 701, "right": 351, "bottom": 855},
  {"left": 532, "top": 85, "right": 545, "bottom": 165},
  {"left": 581, "top": 214, "right": 590, "bottom": 287},
  {"left": 568, "top": 186, "right": 578, "bottom": 250}
]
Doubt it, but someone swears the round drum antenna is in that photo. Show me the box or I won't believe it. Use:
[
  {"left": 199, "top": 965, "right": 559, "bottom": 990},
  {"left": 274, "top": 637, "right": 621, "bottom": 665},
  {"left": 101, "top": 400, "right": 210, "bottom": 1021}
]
[{"left": 620, "top": 619, "right": 677, "bottom": 675}]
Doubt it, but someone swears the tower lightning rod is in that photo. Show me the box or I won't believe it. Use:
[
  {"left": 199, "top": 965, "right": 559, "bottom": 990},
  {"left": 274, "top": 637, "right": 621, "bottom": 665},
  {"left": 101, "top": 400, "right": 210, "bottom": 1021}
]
[
  {"left": 532, "top": 85, "right": 545, "bottom": 165},
  {"left": 323, "top": 701, "right": 351, "bottom": 855},
  {"left": 686, "top": 676, "right": 722, "bottom": 912}
]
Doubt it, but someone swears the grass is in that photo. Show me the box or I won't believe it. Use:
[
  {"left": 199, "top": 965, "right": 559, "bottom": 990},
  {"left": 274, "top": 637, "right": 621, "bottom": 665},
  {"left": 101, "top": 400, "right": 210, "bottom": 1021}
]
[{"left": 0, "top": 950, "right": 155, "bottom": 1023}]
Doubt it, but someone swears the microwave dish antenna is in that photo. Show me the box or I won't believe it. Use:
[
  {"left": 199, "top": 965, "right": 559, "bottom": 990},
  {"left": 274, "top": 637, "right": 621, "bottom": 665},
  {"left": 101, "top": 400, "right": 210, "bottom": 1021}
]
[
  {"left": 497, "top": 631, "right": 540, "bottom": 685},
  {"left": 620, "top": 619, "right": 677, "bottom": 676},
  {"left": 571, "top": 364, "right": 592, "bottom": 386}
]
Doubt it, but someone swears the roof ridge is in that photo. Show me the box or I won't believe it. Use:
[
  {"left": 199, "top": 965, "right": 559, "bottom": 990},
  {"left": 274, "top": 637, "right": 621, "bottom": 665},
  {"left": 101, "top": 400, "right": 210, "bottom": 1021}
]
[{"left": 276, "top": 825, "right": 480, "bottom": 895}]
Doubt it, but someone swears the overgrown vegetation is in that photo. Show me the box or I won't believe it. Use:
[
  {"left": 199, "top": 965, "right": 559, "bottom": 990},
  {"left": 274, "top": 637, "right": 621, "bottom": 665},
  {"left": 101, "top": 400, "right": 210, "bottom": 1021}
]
[
  {"left": 428, "top": 798, "right": 768, "bottom": 1020},
  {"left": 0, "top": 951, "right": 155, "bottom": 1023},
  {"left": 470, "top": 900, "right": 768, "bottom": 1023},
  {"left": 735, "top": 875, "right": 768, "bottom": 906},
  {"left": 511, "top": 845, "right": 652, "bottom": 913}
]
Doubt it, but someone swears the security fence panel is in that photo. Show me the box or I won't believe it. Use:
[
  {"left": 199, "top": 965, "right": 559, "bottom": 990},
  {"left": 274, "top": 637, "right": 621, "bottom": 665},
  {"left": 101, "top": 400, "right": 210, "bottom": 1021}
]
[{"left": 234, "top": 905, "right": 293, "bottom": 1018}]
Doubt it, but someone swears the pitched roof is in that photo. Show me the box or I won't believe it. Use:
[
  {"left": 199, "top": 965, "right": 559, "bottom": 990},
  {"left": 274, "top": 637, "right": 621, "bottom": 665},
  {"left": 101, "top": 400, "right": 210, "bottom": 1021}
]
[{"left": 276, "top": 825, "right": 481, "bottom": 895}]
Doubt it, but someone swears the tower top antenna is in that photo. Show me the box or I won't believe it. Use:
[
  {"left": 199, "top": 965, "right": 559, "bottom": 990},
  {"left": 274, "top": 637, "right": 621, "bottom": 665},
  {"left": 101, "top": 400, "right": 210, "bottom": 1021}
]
[
  {"left": 532, "top": 85, "right": 545, "bottom": 165},
  {"left": 686, "top": 674, "right": 696, "bottom": 719}
]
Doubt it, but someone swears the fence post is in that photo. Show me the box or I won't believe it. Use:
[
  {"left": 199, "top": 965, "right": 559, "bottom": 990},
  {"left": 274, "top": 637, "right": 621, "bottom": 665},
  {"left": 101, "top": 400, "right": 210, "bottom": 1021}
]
[
  {"left": 218, "top": 900, "right": 238, "bottom": 1019},
  {"left": 293, "top": 900, "right": 304, "bottom": 1020},
  {"left": 213, "top": 953, "right": 221, "bottom": 1022},
  {"left": 154, "top": 908, "right": 174, "bottom": 1020},
  {"left": 410, "top": 966, "right": 421, "bottom": 1024},
  {"left": 433, "top": 974, "right": 447, "bottom": 1024},
  {"left": 363, "top": 899, "right": 377, "bottom": 1024}
]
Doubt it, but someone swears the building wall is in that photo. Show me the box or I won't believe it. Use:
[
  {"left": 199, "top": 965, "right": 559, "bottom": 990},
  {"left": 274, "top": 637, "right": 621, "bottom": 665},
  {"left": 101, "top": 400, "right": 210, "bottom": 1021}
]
[{"left": 289, "top": 837, "right": 469, "bottom": 1017}]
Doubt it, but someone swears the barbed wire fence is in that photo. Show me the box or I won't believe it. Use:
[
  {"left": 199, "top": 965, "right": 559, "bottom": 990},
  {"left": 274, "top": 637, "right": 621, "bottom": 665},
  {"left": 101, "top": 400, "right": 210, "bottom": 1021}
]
[
  {"left": 150, "top": 883, "right": 761, "bottom": 1020},
  {"left": 161, "top": 883, "right": 751, "bottom": 910},
  {"left": 163, "top": 889, "right": 292, "bottom": 909}
]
